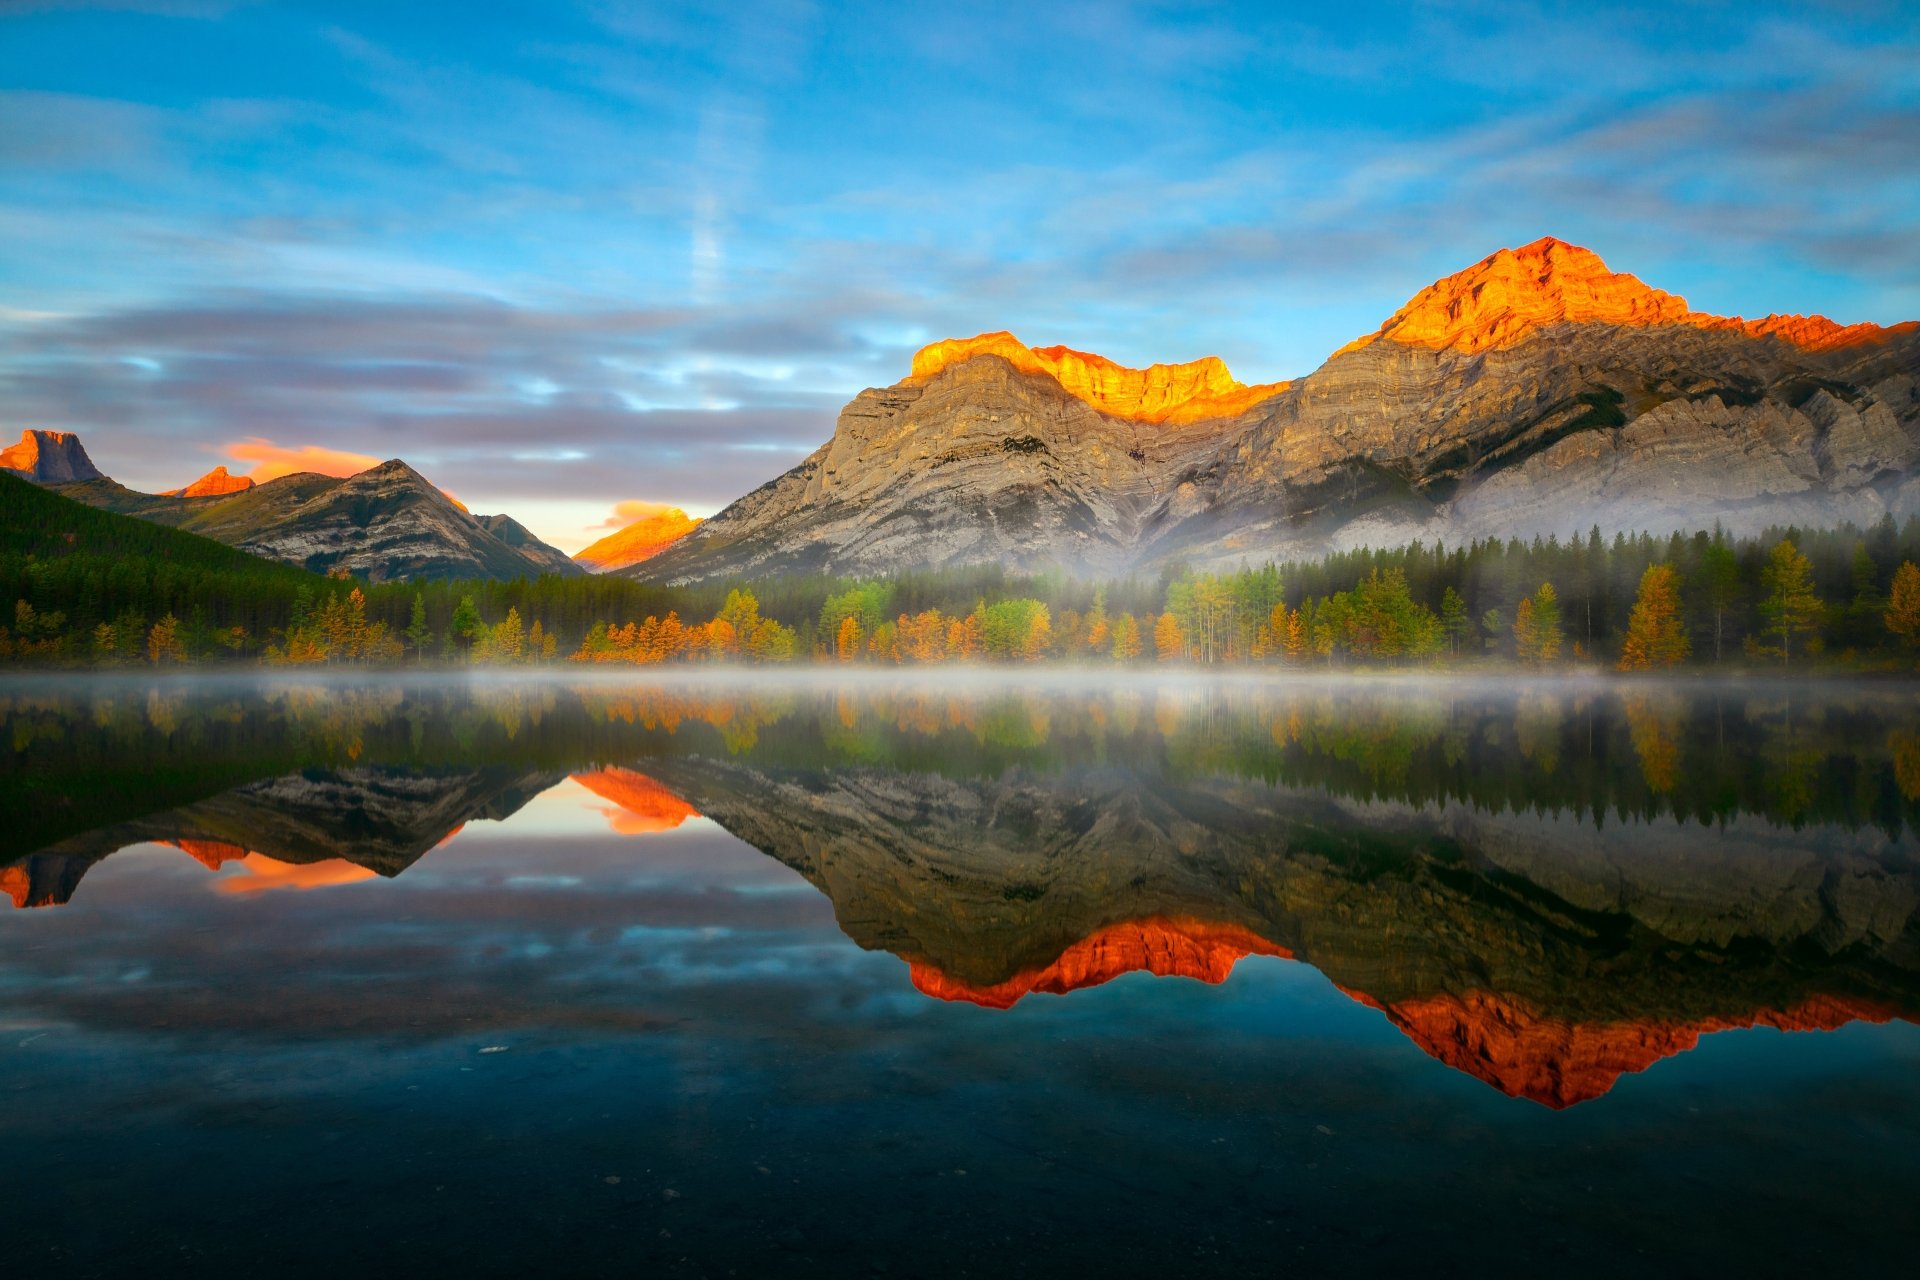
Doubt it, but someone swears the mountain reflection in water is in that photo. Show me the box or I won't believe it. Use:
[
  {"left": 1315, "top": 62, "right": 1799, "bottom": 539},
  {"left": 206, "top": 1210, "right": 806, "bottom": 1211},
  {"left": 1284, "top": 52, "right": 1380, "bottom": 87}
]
[{"left": 7, "top": 675, "right": 1918, "bottom": 1112}]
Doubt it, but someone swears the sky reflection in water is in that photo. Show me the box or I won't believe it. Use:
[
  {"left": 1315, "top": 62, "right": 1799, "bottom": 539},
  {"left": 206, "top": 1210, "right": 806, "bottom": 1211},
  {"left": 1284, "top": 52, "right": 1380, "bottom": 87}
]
[{"left": 3, "top": 674, "right": 1918, "bottom": 1277}]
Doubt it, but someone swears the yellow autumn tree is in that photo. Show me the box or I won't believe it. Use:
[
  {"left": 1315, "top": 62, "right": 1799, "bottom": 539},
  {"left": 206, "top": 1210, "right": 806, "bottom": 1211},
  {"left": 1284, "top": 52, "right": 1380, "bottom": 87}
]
[
  {"left": 1618, "top": 563, "right": 1691, "bottom": 670},
  {"left": 1152, "top": 612, "right": 1185, "bottom": 662},
  {"left": 1887, "top": 561, "right": 1920, "bottom": 651}
]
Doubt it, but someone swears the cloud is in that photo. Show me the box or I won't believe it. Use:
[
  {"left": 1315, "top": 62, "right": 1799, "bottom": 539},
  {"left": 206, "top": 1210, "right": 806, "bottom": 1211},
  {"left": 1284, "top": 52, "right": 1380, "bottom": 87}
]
[
  {"left": 225, "top": 437, "right": 382, "bottom": 481},
  {"left": 598, "top": 498, "right": 684, "bottom": 528}
]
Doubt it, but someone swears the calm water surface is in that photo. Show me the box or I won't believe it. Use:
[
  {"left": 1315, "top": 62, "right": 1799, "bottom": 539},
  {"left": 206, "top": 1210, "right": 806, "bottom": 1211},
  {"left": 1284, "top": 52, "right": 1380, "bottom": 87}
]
[{"left": 4, "top": 673, "right": 1919, "bottom": 1277}]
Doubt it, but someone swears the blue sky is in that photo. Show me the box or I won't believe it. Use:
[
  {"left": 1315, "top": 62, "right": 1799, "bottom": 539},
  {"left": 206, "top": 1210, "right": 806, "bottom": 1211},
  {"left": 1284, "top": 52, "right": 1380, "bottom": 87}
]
[{"left": 2, "top": 0, "right": 1916, "bottom": 551}]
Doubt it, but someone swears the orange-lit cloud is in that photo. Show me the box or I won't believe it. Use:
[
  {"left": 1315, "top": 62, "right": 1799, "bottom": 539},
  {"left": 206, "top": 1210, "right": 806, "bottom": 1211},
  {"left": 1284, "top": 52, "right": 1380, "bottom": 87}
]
[
  {"left": 225, "top": 437, "right": 381, "bottom": 482},
  {"left": 597, "top": 498, "right": 681, "bottom": 529},
  {"left": 214, "top": 853, "right": 379, "bottom": 895},
  {"left": 571, "top": 768, "right": 699, "bottom": 835}
]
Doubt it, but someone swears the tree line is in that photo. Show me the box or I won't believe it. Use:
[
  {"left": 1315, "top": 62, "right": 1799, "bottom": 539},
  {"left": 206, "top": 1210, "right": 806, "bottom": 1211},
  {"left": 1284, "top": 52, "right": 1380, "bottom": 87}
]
[{"left": 5, "top": 461, "right": 1920, "bottom": 671}]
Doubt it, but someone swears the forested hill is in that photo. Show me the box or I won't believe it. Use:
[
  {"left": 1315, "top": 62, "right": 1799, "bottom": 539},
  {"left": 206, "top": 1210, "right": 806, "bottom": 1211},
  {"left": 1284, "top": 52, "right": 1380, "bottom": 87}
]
[{"left": 2, "top": 470, "right": 317, "bottom": 574}]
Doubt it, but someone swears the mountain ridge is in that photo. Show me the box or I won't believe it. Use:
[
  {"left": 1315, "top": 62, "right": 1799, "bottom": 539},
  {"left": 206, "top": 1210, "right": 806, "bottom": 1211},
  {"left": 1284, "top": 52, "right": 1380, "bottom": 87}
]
[
  {"left": 23, "top": 444, "right": 582, "bottom": 583},
  {"left": 635, "top": 237, "right": 1920, "bottom": 584}
]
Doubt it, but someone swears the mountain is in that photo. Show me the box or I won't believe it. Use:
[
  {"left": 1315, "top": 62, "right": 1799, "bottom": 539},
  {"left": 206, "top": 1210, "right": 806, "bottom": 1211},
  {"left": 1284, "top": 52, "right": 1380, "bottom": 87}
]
[
  {"left": 0, "top": 429, "right": 105, "bottom": 484},
  {"left": 475, "top": 512, "right": 582, "bottom": 576},
  {"left": 634, "top": 238, "right": 1920, "bottom": 583},
  {"left": 42, "top": 448, "right": 582, "bottom": 583},
  {"left": 161, "top": 464, "right": 254, "bottom": 497},
  {"left": 572, "top": 505, "right": 701, "bottom": 572}
]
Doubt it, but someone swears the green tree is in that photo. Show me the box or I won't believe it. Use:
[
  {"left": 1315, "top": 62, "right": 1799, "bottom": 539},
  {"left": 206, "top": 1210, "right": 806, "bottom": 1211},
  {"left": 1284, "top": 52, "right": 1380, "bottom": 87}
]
[
  {"left": 405, "top": 592, "right": 433, "bottom": 661},
  {"left": 1440, "top": 587, "right": 1471, "bottom": 658},
  {"left": 1697, "top": 541, "right": 1741, "bottom": 662},
  {"left": 1758, "top": 539, "right": 1823, "bottom": 666},
  {"left": 450, "top": 595, "right": 482, "bottom": 656}
]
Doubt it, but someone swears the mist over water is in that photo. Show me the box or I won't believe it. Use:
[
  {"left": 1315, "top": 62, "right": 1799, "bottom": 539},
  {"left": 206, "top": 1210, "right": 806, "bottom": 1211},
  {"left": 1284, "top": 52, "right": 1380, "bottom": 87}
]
[{"left": 4, "top": 673, "right": 1919, "bottom": 1276}]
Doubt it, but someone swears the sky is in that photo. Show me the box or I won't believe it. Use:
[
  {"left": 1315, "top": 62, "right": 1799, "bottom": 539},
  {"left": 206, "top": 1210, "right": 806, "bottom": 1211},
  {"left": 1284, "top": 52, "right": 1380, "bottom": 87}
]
[{"left": 1, "top": 0, "right": 1917, "bottom": 553}]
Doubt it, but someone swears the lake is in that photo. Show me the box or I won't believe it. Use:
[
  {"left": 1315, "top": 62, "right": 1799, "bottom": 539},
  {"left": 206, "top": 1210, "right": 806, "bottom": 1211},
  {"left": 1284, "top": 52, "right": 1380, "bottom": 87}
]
[{"left": 4, "top": 672, "right": 1918, "bottom": 1277}]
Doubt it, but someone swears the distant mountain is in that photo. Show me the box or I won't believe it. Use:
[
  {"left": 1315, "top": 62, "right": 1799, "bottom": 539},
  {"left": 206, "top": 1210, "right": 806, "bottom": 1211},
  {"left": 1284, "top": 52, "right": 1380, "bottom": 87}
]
[
  {"left": 475, "top": 512, "right": 582, "bottom": 576},
  {"left": 635, "top": 237, "right": 1920, "bottom": 583},
  {"left": 573, "top": 506, "right": 701, "bottom": 573},
  {"left": 32, "top": 443, "right": 581, "bottom": 583},
  {"left": 1, "top": 429, "right": 105, "bottom": 484}
]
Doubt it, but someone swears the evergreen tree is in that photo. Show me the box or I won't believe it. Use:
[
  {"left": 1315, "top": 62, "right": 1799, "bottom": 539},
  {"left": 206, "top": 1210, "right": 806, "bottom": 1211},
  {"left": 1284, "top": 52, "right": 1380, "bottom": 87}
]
[
  {"left": 404, "top": 592, "right": 433, "bottom": 661},
  {"left": 1440, "top": 586, "right": 1471, "bottom": 658},
  {"left": 1697, "top": 541, "right": 1741, "bottom": 662}
]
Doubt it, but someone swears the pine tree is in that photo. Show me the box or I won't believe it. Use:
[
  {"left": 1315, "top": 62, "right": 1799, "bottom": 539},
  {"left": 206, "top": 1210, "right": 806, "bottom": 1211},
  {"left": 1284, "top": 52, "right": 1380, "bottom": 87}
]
[
  {"left": 1698, "top": 541, "right": 1741, "bottom": 662},
  {"left": 1440, "top": 587, "right": 1471, "bottom": 658},
  {"left": 405, "top": 592, "right": 433, "bottom": 661},
  {"left": 1618, "top": 563, "right": 1691, "bottom": 670}
]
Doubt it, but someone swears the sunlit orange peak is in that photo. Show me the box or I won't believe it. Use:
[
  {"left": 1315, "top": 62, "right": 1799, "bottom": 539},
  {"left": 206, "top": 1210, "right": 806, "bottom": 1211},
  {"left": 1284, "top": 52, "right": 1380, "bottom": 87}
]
[
  {"left": 909, "top": 332, "right": 1289, "bottom": 425},
  {"left": 1340, "top": 236, "right": 1910, "bottom": 357},
  {"left": 162, "top": 466, "right": 255, "bottom": 498},
  {"left": 571, "top": 767, "right": 701, "bottom": 835},
  {"left": 908, "top": 916, "right": 1292, "bottom": 1009},
  {"left": 1357, "top": 988, "right": 1904, "bottom": 1109}
]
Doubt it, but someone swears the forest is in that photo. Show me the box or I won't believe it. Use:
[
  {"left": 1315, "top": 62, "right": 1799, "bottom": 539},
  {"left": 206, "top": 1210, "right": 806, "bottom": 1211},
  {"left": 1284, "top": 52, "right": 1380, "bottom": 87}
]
[{"left": 4, "top": 471, "right": 1919, "bottom": 671}]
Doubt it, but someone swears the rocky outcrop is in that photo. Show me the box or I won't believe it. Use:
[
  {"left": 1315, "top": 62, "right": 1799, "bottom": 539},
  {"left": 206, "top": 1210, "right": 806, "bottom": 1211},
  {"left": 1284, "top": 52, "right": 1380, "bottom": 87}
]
[
  {"left": 572, "top": 506, "right": 702, "bottom": 572},
  {"left": 909, "top": 332, "right": 1289, "bottom": 424},
  {"left": 638, "top": 239, "right": 1920, "bottom": 583},
  {"left": 0, "top": 428, "right": 104, "bottom": 484},
  {"left": 637, "top": 353, "right": 1254, "bottom": 581},
  {"left": 162, "top": 465, "right": 254, "bottom": 498}
]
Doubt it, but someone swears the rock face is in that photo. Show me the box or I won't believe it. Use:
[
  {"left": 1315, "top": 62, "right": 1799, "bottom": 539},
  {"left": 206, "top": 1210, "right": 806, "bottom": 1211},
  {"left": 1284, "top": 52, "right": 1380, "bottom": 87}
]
[
  {"left": 162, "top": 465, "right": 255, "bottom": 498},
  {"left": 572, "top": 506, "right": 702, "bottom": 573},
  {"left": 638, "top": 238, "right": 1920, "bottom": 584},
  {"left": 51, "top": 453, "right": 583, "bottom": 583},
  {"left": 0, "top": 429, "right": 104, "bottom": 484},
  {"left": 909, "top": 331, "right": 1290, "bottom": 424}
]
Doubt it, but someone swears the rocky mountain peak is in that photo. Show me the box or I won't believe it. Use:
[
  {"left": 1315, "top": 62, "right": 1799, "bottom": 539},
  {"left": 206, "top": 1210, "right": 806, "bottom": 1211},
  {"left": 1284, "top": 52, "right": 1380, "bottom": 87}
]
[
  {"left": 1338, "top": 236, "right": 1695, "bottom": 357},
  {"left": 909, "top": 330, "right": 1289, "bottom": 425},
  {"left": 163, "top": 465, "right": 255, "bottom": 498},
  {"left": 1339, "top": 236, "right": 1912, "bottom": 358},
  {"left": 0, "top": 428, "right": 105, "bottom": 484}
]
